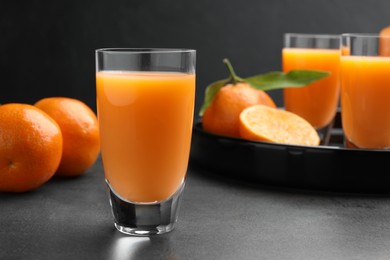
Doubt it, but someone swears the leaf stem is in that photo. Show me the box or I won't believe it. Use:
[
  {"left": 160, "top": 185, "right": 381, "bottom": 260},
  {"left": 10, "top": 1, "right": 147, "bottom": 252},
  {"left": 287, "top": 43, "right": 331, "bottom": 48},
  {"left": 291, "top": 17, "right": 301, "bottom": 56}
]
[{"left": 223, "top": 58, "right": 243, "bottom": 84}]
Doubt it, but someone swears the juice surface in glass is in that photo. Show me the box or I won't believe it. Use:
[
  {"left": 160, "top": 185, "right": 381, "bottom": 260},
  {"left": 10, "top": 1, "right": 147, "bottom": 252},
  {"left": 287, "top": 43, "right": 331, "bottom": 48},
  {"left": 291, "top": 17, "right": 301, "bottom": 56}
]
[
  {"left": 282, "top": 48, "right": 340, "bottom": 129},
  {"left": 96, "top": 71, "right": 195, "bottom": 203},
  {"left": 340, "top": 56, "right": 390, "bottom": 149}
]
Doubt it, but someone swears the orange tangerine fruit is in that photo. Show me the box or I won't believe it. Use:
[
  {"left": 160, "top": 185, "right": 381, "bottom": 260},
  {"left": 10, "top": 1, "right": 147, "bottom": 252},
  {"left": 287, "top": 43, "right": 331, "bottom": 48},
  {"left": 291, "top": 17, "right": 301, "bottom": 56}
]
[
  {"left": 0, "top": 103, "right": 63, "bottom": 192},
  {"left": 202, "top": 82, "right": 276, "bottom": 137},
  {"left": 34, "top": 97, "right": 100, "bottom": 177},
  {"left": 379, "top": 25, "right": 390, "bottom": 56},
  {"left": 239, "top": 104, "right": 320, "bottom": 146}
]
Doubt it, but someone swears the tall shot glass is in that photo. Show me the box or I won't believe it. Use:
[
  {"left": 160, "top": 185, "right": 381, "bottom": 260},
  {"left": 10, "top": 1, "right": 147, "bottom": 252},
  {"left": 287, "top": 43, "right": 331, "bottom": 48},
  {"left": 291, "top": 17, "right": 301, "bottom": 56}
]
[
  {"left": 282, "top": 33, "right": 341, "bottom": 145},
  {"left": 341, "top": 34, "right": 390, "bottom": 149},
  {"left": 95, "top": 48, "right": 196, "bottom": 236}
]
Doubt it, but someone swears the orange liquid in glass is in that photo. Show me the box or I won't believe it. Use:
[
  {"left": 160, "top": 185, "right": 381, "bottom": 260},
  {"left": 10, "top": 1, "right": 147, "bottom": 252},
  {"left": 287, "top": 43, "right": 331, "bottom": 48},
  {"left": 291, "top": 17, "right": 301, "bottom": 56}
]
[
  {"left": 340, "top": 56, "right": 390, "bottom": 149},
  {"left": 282, "top": 48, "right": 341, "bottom": 129},
  {"left": 96, "top": 71, "right": 195, "bottom": 202}
]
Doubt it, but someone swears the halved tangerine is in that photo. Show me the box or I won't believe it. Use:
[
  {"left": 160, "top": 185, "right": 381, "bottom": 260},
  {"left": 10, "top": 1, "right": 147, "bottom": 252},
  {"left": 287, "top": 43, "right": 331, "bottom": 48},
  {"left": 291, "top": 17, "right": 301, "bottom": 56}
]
[{"left": 239, "top": 104, "right": 320, "bottom": 146}]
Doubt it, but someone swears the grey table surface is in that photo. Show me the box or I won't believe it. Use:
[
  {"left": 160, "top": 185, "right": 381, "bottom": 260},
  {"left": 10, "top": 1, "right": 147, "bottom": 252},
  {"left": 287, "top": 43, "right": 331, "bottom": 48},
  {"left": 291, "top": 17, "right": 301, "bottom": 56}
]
[{"left": 1, "top": 156, "right": 390, "bottom": 260}]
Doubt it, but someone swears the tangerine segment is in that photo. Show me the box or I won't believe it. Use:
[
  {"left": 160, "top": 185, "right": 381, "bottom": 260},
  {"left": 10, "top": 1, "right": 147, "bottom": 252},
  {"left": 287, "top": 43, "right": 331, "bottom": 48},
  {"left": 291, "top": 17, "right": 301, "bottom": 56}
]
[
  {"left": 0, "top": 103, "right": 63, "bottom": 192},
  {"left": 239, "top": 105, "right": 320, "bottom": 146}
]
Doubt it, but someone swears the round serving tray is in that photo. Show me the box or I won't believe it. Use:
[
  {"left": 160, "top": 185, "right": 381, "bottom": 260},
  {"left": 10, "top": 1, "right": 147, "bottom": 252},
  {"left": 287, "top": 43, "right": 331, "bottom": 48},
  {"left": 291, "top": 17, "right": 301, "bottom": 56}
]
[{"left": 189, "top": 112, "right": 390, "bottom": 194}]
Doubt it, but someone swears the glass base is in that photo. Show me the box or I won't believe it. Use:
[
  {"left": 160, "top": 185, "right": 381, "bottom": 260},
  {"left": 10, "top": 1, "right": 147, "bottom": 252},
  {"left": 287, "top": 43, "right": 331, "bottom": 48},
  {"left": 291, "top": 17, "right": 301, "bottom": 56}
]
[
  {"left": 317, "top": 117, "right": 336, "bottom": 146},
  {"left": 106, "top": 180, "right": 185, "bottom": 236}
]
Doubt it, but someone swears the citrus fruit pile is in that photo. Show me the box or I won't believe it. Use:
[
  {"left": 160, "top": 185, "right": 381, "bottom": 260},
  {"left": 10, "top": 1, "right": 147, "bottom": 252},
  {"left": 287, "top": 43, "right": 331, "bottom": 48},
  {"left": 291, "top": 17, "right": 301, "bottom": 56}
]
[
  {"left": 200, "top": 59, "right": 326, "bottom": 146},
  {"left": 0, "top": 97, "right": 100, "bottom": 193}
]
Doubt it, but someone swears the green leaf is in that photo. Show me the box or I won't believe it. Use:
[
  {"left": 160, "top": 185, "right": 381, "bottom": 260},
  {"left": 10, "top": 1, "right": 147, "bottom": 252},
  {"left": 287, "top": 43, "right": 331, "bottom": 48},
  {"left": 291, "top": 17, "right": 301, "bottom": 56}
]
[
  {"left": 198, "top": 78, "right": 230, "bottom": 117},
  {"left": 244, "top": 69, "right": 331, "bottom": 91}
]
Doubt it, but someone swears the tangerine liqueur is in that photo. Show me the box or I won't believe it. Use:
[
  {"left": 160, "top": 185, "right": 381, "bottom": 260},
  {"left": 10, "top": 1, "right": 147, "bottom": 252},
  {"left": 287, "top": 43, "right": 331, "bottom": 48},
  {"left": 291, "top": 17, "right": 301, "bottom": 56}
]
[
  {"left": 282, "top": 48, "right": 340, "bottom": 129},
  {"left": 340, "top": 56, "right": 390, "bottom": 149},
  {"left": 96, "top": 71, "right": 195, "bottom": 203}
]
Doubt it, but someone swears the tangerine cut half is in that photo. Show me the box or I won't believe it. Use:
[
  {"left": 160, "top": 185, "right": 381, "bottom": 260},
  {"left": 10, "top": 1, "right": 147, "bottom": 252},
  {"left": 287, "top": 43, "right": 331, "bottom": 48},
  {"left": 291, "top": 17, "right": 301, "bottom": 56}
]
[{"left": 239, "top": 104, "right": 320, "bottom": 146}]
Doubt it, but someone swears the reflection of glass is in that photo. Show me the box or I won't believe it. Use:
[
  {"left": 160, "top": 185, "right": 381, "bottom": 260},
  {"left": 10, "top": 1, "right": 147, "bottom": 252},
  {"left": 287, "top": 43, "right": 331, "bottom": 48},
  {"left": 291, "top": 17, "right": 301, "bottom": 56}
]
[
  {"left": 109, "top": 237, "right": 151, "bottom": 260},
  {"left": 96, "top": 48, "right": 196, "bottom": 235},
  {"left": 282, "top": 33, "right": 341, "bottom": 145},
  {"left": 341, "top": 34, "right": 390, "bottom": 149}
]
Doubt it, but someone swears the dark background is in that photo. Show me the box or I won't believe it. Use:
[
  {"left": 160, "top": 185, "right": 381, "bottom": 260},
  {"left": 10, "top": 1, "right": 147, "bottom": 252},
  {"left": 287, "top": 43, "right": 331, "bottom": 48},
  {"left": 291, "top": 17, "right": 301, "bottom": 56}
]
[{"left": 1, "top": 0, "right": 389, "bottom": 120}]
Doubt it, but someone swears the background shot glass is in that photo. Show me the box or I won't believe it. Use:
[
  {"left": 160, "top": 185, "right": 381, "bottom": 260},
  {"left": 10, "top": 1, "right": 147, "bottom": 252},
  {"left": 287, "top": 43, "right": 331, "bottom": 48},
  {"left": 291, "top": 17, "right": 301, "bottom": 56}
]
[
  {"left": 341, "top": 34, "right": 390, "bottom": 149},
  {"left": 282, "top": 33, "right": 341, "bottom": 145},
  {"left": 95, "top": 48, "right": 196, "bottom": 236}
]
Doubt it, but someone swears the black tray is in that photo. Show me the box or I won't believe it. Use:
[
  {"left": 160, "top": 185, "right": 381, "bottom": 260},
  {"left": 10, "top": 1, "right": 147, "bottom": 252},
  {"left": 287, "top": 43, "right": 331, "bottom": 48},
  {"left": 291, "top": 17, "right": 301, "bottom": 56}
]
[{"left": 189, "top": 111, "right": 390, "bottom": 193}]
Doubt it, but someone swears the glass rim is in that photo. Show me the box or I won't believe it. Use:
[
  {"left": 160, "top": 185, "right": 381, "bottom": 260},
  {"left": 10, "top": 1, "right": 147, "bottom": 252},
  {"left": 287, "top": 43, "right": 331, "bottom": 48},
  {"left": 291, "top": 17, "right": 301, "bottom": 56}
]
[
  {"left": 95, "top": 48, "right": 196, "bottom": 54},
  {"left": 341, "top": 33, "right": 390, "bottom": 39},
  {"left": 284, "top": 33, "right": 340, "bottom": 39}
]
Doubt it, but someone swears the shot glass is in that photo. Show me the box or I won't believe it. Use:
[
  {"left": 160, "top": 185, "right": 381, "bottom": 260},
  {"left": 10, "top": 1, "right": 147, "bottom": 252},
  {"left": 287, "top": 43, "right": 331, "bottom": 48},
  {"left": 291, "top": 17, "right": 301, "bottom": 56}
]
[
  {"left": 340, "top": 34, "right": 390, "bottom": 149},
  {"left": 95, "top": 48, "right": 196, "bottom": 235},
  {"left": 282, "top": 33, "right": 341, "bottom": 145}
]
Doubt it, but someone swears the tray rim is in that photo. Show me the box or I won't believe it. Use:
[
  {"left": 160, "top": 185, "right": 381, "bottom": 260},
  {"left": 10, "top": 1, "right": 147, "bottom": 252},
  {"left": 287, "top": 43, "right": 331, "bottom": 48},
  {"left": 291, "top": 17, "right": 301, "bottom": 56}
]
[
  {"left": 192, "top": 120, "right": 390, "bottom": 154},
  {"left": 190, "top": 112, "right": 390, "bottom": 193}
]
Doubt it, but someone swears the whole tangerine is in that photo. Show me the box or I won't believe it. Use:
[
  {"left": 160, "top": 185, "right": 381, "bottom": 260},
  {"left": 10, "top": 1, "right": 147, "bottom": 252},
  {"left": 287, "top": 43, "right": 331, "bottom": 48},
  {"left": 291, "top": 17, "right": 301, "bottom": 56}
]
[
  {"left": 0, "top": 103, "right": 63, "bottom": 192},
  {"left": 202, "top": 82, "right": 276, "bottom": 137},
  {"left": 34, "top": 97, "right": 100, "bottom": 177},
  {"left": 379, "top": 25, "right": 390, "bottom": 56}
]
